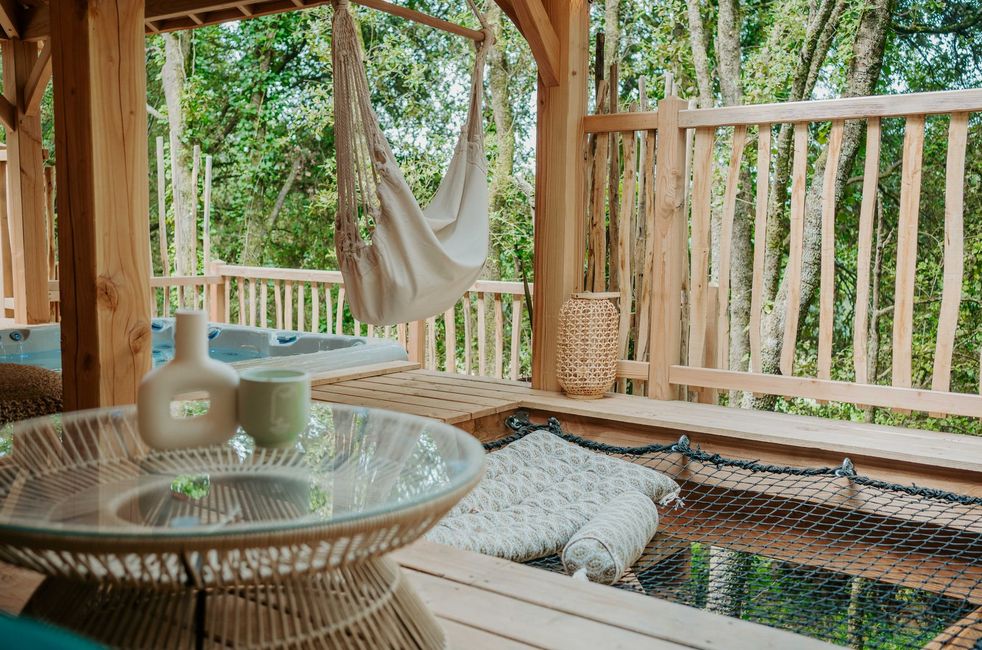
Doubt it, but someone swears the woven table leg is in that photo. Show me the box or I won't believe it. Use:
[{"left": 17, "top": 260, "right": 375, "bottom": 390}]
[{"left": 24, "top": 556, "right": 445, "bottom": 650}]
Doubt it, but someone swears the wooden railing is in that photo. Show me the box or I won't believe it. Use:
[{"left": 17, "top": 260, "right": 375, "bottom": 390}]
[
  {"left": 583, "top": 87, "right": 982, "bottom": 419},
  {"left": 149, "top": 263, "right": 534, "bottom": 381}
]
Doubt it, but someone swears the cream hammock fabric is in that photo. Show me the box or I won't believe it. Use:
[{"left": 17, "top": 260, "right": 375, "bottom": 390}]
[{"left": 332, "top": 0, "right": 491, "bottom": 325}]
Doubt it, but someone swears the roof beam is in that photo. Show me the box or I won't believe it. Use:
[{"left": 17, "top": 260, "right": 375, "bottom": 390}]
[
  {"left": 0, "top": 0, "right": 19, "bottom": 39},
  {"left": 22, "top": 39, "right": 51, "bottom": 115},
  {"left": 508, "top": 0, "right": 559, "bottom": 87},
  {"left": 0, "top": 96, "right": 14, "bottom": 131}
]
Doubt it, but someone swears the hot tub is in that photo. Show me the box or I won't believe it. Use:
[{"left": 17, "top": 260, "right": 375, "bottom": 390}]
[{"left": 0, "top": 319, "right": 408, "bottom": 373}]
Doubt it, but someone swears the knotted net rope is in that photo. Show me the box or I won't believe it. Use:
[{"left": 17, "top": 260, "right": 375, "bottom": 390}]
[{"left": 488, "top": 412, "right": 982, "bottom": 650}]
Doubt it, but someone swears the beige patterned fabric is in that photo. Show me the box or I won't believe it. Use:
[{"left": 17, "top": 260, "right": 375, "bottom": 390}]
[
  {"left": 562, "top": 490, "right": 659, "bottom": 585},
  {"left": 427, "top": 432, "right": 679, "bottom": 562}
]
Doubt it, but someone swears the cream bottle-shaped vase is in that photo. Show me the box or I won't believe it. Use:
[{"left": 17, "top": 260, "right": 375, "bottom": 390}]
[{"left": 138, "top": 310, "right": 240, "bottom": 449}]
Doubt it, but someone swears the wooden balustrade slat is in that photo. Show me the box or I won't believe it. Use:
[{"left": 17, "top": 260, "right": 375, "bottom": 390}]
[
  {"left": 587, "top": 81, "right": 610, "bottom": 292},
  {"left": 463, "top": 293, "right": 473, "bottom": 374},
  {"left": 779, "top": 122, "right": 809, "bottom": 376},
  {"left": 749, "top": 124, "right": 771, "bottom": 373},
  {"left": 687, "top": 127, "right": 715, "bottom": 372},
  {"left": 260, "top": 280, "right": 268, "bottom": 328},
  {"left": 236, "top": 276, "right": 245, "bottom": 326},
  {"left": 634, "top": 130, "right": 657, "bottom": 365},
  {"left": 223, "top": 278, "right": 230, "bottom": 324},
  {"left": 444, "top": 306, "right": 456, "bottom": 373},
  {"left": 285, "top": 281, "right": 294, "bottom": 331},
  {"left": 336, "top": 287, "right": 346, "bottom": 334},
  {"left": 354, "top": 318, "right": 361, "bottom": 337},
  {"left": 163, "top": 285, "right": 171, "bottom": 317},
  {"left": 494, "top": 295, "right": 504, "bottom": 379},
  {"left": 717, "top": 125, "right": 747, "bottom": 370},
  {"left": 931, "top": 113, "right": 968, "bottom": 398},
  {"left": 892, "top": 115, "right": 925, "bottom": 392},
  {"left": 426, "top": 316, "right": 437, "bottom": 370},
  {"left": 817, "top": 120, "right": 844, "bottom": 382},
  {"left": 248, "top": 279, "right": 256, "bottom": 327},
  {"left": 510, "top": 297, "right": 522, "bottom": 381},
  {"left": 853, "top": 118, "right": 881, "bottom": 384},
  {"left": 477, "top": 292, "right": 487, "bottom": 376},
  {"left": 368, "top": 324, "right": 375, "bottom": 337},
  {"left": 616, "top": 130, "right": 637, "bottom": 364},
  {"left": 325, "top": 285, "right": 333, "bottom": 334},
  {"left": 297, "top": 283, "right": 305, "bottom": 331},
  {"left": 274, "top": 280, "right": 283, "bottom": 329},
  {"left": 311, "top": 283, "right": 320, "bottom": 333},
  {"left": 397, "top": 322, "right": 406, "bottom": 348}
]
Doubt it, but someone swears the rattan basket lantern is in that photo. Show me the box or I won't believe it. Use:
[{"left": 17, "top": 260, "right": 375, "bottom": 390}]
[{"left": 556, "top": 292, "right": 620, "bottom": 399}]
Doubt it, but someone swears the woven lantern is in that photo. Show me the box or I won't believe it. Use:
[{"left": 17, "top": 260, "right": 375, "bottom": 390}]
[{"left": 556, "top": 292, "right": 620, "bottom": 399}]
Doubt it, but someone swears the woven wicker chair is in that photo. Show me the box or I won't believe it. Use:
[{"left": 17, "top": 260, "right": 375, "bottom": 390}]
[{"left": 0, "top": 364, "right": 63, "bottom": 426}]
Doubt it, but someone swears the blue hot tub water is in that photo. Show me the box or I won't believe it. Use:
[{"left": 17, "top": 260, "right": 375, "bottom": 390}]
[{"left": 0, "top": 319, "right": 407, "bottom": 371}]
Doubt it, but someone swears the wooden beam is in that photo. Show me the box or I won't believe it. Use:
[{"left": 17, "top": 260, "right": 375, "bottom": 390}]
[
  {"left": 669, "top": 365, "right": 982, "bottom": 419},
  {"left": 582, "top": 110, "right": 658, "bottom": 133},
  {"left": 0, "top": 96, "right": 14, "bottom": 131},
  {"left": 143, "top": 0, "right": 484, "bottom": 40},
  {"left": 0, "top": 0, "right": 19, "bottom": 39},
  {"left": 530, "top": 0, "right": 588, "bottom": 390},
  {"left": 509, "top": 0, "right": 560, "bottom": 87},
  {"left": 22, "top": 40, "right": 51, "bottom": 115},
  {"left": 679, "top": 88, "right": 982, "bottom": 128},
  {"left": 2, "top": 39, "right": 49, "bottom": 324},
  {"left": 51, "top": 0, "right": 153, "bottom": 408}
]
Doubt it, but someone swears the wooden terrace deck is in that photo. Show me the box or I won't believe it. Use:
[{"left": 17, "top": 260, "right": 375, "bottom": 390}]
[{"left": 2, "top": 360, "right": 980, "bottom": 647}]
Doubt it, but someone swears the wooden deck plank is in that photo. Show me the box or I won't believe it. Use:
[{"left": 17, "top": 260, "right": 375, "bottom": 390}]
[
  {"left": 311, "top": 387, "right": 473, "bottom": 423},
  {"left": 397, "top": 541, "right": 837, "bottom": 650},
  {"left": 438, "top": 617, "right": 537, "bottom": 649},
  {"left": 356, "top": 375, "right": 518, "bottom": 412},
  {"left": 408, "top": 569, "right": 688, "bottom": 649}
]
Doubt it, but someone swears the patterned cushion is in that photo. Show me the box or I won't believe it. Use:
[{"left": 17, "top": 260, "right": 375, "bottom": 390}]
[
  {"left": 562, "top": 490, "right": 659, "bottom": 584},
  {"left": 427, "top": 431, "right": 679, "bottom": 562}
]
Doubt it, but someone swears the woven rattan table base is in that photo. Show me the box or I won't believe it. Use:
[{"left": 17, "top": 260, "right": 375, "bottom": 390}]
[{"left": 23, "top": 556, "right": 445, "bottom": 649}]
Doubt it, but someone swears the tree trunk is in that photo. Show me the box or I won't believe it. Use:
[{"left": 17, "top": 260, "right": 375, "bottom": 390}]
[
  {"left": 757, "top": 0, "right": 893, "bottom": 386},
  {"left": 162, "top": 33, "right": 194, "bottom": 277},
  {"left": 685, "top": 0, "right": 713, "bottom": 108},
  {"left": 240, "top": 34, "right": 276, "bottom": 266}
]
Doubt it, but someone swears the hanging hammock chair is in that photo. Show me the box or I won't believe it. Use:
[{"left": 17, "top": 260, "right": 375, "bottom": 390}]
[{"left": 332, "top": 0, "right": 492, "bottom": 326}]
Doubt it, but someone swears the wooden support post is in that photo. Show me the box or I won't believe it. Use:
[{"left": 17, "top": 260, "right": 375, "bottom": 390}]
[
  {"left": 52, "top": 0, "right": 152, "bottom": 408},
  {"left": 647, "top": 96, "right": 688, "bottom": 399},
  {"left": 3, "top": 39, "right": 50, "bottom": 324},
  {"left": 0, "top": 160, "right": 12, "bottom": 319},
  {"left": 531, "top": 0, "right": 588, "bottom": 391},
  {"left": 406, "top": 320, "right": 426, "bottom": 364}
]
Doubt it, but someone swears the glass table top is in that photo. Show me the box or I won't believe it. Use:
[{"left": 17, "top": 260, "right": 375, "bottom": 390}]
[{"left": 0, "top": 402, "right": 485, "bottom": 540}]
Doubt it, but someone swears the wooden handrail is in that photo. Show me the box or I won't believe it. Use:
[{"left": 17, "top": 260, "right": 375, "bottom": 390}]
[{"left": 678, "top": 88, "right": 982, "bottom": 128}]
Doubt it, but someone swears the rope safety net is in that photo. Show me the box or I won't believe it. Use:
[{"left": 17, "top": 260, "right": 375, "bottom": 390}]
[{"left": 492, "top": 412, "right": 982, "bottom": 650}]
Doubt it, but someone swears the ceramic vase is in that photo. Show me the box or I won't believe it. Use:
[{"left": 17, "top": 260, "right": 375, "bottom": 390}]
[{"left": 137, "top": 310, "right": 239, "bottom": 449}]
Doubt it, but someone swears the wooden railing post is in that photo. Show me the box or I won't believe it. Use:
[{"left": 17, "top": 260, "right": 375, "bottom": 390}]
[
  {"left": 647, "top": 95, "right": 687, "bottom": 400},
  {"left": 208, "top": 259, "right": 226, "bottom": 322},
  {"left": 406, "top": 319, "right": 426, "bottom": 364}
]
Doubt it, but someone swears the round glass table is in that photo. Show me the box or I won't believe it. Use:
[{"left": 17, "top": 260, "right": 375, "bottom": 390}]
[{"left": 0, "top": 402, "right": 485, "bottom": 649}]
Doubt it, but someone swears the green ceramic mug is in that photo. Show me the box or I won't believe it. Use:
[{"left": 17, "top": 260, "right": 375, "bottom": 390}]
[{"left": 237, "top": 368, "right": 311, "bottom": 448}]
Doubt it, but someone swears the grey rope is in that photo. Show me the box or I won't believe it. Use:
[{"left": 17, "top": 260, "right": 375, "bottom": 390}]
[{"left": 495, "top": 411, "right": 982, "bottom": 506}]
